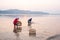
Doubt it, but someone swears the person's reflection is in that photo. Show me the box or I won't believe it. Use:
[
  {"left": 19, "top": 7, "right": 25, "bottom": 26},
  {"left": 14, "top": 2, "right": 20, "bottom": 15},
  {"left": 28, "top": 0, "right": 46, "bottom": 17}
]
[
  {"left": 14, "top": 32, "right": 21, "bottom": 40},
  {"left": 15, "top": 32, "right": 19, "bottom": 37}
]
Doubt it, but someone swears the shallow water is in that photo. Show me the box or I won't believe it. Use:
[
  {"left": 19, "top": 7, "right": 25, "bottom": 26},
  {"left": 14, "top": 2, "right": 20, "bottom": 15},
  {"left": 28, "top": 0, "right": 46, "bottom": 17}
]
[{"left": 0, "top": 15, "right": 60, "bottom": 40}]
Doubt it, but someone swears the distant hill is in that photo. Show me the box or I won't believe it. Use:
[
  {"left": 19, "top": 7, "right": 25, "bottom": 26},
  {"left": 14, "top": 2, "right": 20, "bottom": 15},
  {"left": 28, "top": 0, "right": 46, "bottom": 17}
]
[{"left": 0, "top": 9, "right": 49, "bottom": 15}]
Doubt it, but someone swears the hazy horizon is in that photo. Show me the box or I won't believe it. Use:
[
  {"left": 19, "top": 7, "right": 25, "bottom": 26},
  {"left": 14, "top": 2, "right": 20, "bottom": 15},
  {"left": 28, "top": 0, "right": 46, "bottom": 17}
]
[{"left": 0, "top": 0, "right": 60, "bottom": 14}]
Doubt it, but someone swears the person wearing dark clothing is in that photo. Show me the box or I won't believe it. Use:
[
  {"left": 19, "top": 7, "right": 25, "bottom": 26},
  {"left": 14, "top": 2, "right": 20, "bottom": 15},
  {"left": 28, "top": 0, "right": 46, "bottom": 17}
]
[{"left": 28, "top": 18, "right": 32, "bottom": 26}]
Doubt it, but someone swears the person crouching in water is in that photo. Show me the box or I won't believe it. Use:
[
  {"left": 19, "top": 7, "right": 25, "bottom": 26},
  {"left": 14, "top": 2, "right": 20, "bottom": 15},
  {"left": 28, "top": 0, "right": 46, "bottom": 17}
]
[
  {"left": 13, "top": 18, "right": 22, "bottom": 31},
  {"left": 28, "top": 18, "right": 32, "bottom": 26}
]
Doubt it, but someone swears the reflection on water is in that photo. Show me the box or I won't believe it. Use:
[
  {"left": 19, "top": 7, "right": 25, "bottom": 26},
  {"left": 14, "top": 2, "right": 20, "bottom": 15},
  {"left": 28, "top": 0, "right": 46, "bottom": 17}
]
[
  {"left": 14, "top": 32, "right": 20, "bottom": 37},
  {"left": 13, "top": 26, "right": 22, "bottom": 40},
  {"left": 0, "top": 15, "right": 60, "bottom": 40},
  {"left": 14, "top": 32, "right": 21, "bottom": 40}
]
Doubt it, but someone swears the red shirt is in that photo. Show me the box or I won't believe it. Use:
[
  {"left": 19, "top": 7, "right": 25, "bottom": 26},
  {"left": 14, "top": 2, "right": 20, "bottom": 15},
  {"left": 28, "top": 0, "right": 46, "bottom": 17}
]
[{"left": 13, "top": 18, "right": 18, "bottom": 25}]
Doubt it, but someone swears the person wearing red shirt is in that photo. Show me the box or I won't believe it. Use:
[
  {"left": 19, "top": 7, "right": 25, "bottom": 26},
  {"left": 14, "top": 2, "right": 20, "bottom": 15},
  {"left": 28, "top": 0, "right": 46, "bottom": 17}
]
[{"left": 13, "top": 18, "right": 19, "bottom": 29}]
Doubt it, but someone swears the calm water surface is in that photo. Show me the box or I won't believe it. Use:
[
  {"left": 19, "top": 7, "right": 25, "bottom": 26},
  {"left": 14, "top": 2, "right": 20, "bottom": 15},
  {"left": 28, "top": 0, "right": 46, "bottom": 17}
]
[{"left": 0, "top": 15, "right": 60, "bottom": 40}]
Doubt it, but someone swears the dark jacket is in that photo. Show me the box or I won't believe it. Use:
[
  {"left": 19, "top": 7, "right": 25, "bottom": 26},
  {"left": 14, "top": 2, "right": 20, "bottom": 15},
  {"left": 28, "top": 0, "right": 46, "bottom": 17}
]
[{"left": 28, "top": 18, "right": 32, "bottom": 23}]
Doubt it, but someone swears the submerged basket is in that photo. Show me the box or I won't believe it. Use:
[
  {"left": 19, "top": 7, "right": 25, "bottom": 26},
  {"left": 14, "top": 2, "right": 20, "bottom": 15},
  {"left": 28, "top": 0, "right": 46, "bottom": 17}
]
[{"left": 29, "top": 28, "right": 36, "bottom": 36}]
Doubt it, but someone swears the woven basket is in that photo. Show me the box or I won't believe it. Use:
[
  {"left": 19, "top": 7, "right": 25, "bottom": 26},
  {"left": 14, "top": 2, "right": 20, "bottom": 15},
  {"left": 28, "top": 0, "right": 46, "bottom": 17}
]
[
  {"left": 29, "top": 29, "right": 36, "bottom": 36},
  {"left": 17, "top": 21, "right": 22, "bottom": 26}
]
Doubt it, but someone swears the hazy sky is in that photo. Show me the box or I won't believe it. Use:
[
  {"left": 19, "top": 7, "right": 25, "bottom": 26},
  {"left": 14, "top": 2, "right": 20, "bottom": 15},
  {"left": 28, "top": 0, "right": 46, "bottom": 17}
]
[{"left": 0, "top": 0, "right": 60, "bottom": 14}]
